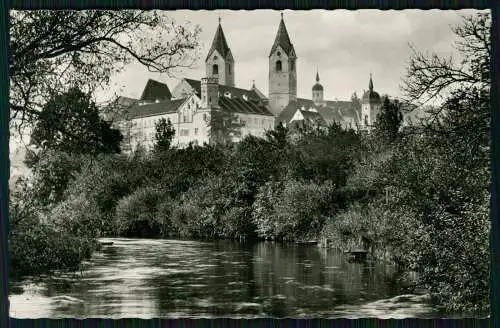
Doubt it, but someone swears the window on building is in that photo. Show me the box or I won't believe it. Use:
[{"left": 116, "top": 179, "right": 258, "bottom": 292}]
[
  {"left": 203, "top": 113, "right": 207, "bottom": 121},
  {"left": 254, "top": 118, "right": 258, "bottom": 125},
  {"left": 228, "top": 64, "right": 231, "bottom": 75},
  {"left": 276, "top": 60, "right": 282, "bottom": 72},
  {"left": 261, "top": 119, "right": 265, "bottom": 126},
  {"left": 290, "top": 60, "right": 294, "bottom": 71},
  {"left": 183, "top": 114, "right": 188, "bottom": 122},
  {"left": 180, "top": 129, "right": 189, "bottom": 136},
  {"left": 364, "top": 115, "right": 369, "bottom": 126},
  {"left": 212, "top": 64, "right": 219, "bottom": 75},
  {"left": 195, "top": 128, "right": 198, "bottom": 135},
  {"left": 277, "top": 51, "right": 281, "bottom": 57}
]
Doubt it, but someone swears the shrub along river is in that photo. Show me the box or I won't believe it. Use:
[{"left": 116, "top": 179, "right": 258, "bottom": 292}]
[{"left": 9, "top": 238, "right": 443, "bottom": 318}]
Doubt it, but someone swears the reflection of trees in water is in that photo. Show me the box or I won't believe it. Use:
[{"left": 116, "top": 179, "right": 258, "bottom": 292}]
[{"left": 34, "top": 239, "right": 408, "bottom": 317}]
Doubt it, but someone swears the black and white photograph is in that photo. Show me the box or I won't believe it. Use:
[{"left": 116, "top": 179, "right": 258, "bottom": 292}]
[{"left": 7, "top": 8, "right": 491, "bottom": 319}]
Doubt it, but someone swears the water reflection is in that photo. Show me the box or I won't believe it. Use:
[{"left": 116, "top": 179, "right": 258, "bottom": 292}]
[{"left": 9, "top": 238, "right": 439, "bottom": 318}]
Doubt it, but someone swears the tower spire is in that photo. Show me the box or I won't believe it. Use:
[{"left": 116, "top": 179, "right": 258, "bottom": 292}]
[
  {"left": 269, "top": 13, "right": 295, "bottom": 57},
  {"left": 206, "top": 19, "right": 232, "bottom": 61},
  {"left": 369, "top": 73, "right": 374, "bottom": 92},
  {"left": 316, "top": 69, "right": 320, "bottom": 82}
]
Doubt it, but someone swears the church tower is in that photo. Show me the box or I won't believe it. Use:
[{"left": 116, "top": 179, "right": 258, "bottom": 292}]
[
  {"left": 361, "top": 74, "right": 382, "bottom": 130},
  {"left": 268, "top": 13, "right": 297, "bottom": 116},
  {"left": 312, "top": 71, "right": 324, "bottom": 105},
  {"left": 205, "top": 18, "right": 235, "bottom": 87}
]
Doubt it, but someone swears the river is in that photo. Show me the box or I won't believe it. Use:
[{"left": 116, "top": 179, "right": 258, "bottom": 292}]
[{"left": 9, "top": 238, "right": 440, "bottom": 318}]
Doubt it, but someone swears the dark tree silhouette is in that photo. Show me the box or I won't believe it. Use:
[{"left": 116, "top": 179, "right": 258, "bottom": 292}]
[
  {"left": 154, "top": 118, "right": 176, "bottom": 152},
  {"left": 29, "top": 87, "right": 123, "bottom": 158}
]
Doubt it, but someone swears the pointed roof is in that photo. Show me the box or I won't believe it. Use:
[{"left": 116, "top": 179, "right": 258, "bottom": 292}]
[
  {"left": 269, "top": 13, "right": 295, "bottom": 57},
  {"left": 313, "top": 71, "right": 323, "bottom": 91},
  {"left": 206, "top": 19, "right": 233, "bottom": 61},
  {"left": 362, "top": 73, "right": 381, "bottom": 103},
  {"left": 140, "top": 79, "right": 172, "bottom": 102}
]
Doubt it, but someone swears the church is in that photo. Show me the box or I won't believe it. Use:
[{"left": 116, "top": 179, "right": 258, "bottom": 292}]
[{"left": 116, "top": 14, "right": 382, "bottom": 151}]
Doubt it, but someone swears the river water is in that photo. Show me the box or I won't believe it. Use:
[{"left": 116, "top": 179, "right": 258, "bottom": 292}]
[{"left": 9, "top": 238, "right": 440, "bottom": 318}]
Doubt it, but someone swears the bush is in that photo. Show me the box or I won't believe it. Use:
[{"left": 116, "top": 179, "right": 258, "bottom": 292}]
[
  {"left": 49, "top": 193, "right": 101, "bottom": 237},
  {"left": 252, "top": 179, "right": 337, "bottom": 241},
  {"left": 220, "top": 206, "right": 256, "bottom": 240},
  {"left": 66, "top": 154, "right": 145, "bottom": 234},
  {"left": 9, "top": 218, "right": 96, "bottom": 277},
  {"left": 115, "top": 186, "right": 166, "bottom": 238},
  {"left": 28, "top": 150, "right": 86, "bottom": 207}
]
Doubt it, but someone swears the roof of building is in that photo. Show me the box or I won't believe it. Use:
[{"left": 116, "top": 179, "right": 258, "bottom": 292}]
[
  {"left": 297, "top": 109, "right": 326, "bottom": 123},
  {"left": 140, "top": 79, "right": 172, "bottom": 101},
  {"left": 269, "top": 15, "right": 295, "bottom": 57},
  {"left": 184, "top": 78, "right": 263, "bottom": 101},
  {"left": 278, "top": 98, "right": 360, "bottom": 126},
  {"left": 206, "top": 21, "right": 233, "bottom": 62},
  {"left": 125, "top": 98, "right": 186, "bottom": 119},
  {"left": 218, "top": 96, "right": 274, "bottom": 116},
  {"left": 126, "top": 84, "right": 273, "bottom": 119}
]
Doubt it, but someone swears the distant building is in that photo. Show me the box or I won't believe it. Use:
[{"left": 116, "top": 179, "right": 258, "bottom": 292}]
[{"left": 114, "top": 14, "right": 392, "bottom": 152}]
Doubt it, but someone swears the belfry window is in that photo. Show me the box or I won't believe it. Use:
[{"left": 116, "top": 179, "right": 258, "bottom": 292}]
[
  {"left": 212, "top": 64, "right": 219, "bottom": 75},
  {"left": 290, "top": 60, "right": 294, "bottom": 71},
  {"left": 276, "top": 60, "right": 282, "bottom": 72},
  {"left": 228, "top": 64, "right": 231, "bottom": 75}
]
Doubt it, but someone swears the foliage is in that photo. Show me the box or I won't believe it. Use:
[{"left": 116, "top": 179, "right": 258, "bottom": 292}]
[
  {"left": 65, "top": 153, "right": 148, "bottom": 234},
  {"left": 49, "top": 193, "right": 102, "bottom": 237},
  {"left": 27, "top": 149, "right": 86, "bottom": 207},
  {"left": 401, "top": 13, "right": 490, "bottom": 105},
  {"left": 115, "top": 186, "right": 167, "bottom": 238},
  {"left": 150, "top": 143, "right": 227, "bottom": 198},
  {"left": 30, "top": 87, "right": 123, "bottom": 155},
  {"left": 9, "top": 197, "right": 97, "bottom": 277},
  {"left": 10, "top": 10, "right": 201, "bottom": 127},
  {"left": 252, "top": 179, "right": 337, "bottom": 241},
  {"left": 288, "top": 123, "right": 361, "bottom": 185},
  {"left": 373, "top": 96, "right": 403, "bottom": 143},
  {"left": 153, "top": 117, "right": 176, "bottom": 152}
]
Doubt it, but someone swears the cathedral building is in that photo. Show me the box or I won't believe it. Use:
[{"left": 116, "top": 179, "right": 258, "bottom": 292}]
[{"left": 116, "top": 14, "right": 382, "bottom": 151}]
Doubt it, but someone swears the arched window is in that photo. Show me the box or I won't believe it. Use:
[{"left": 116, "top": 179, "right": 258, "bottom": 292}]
[
  {"left": 212, "top": 64, "right": 219, "bottom": 75},
  {"left": 228, "top": 64, "right": 231, "bottom": 75},
  {"left": 364, "top": 115, "right": 369, "bottom": 126},
  {"left": 276, "top": 60, "right": 282, "bottom": 72}
]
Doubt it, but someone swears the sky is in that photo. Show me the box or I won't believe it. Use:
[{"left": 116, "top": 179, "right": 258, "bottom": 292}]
[{"left": 95, "top": 9, "right": 486, "bottom": 104}]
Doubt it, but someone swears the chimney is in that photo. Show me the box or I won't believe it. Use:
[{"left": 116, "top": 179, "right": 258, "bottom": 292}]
[{"left": 201, "top": 77, "right": 219, "bottom": 109}]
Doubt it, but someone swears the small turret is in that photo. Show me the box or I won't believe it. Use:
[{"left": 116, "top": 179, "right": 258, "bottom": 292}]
[{"left": 312, "top": 70, "right": 324, "bottom": 105}]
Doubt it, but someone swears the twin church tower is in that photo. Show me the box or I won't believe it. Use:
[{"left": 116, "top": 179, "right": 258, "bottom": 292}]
[
  {"left": 203, "top": 13, "right": 381, "bottom": 129},
  {"left": 204, "top": 14, "right": 298, "bottom": 116}
]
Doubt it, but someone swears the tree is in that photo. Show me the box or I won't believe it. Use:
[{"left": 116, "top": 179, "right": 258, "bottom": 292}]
[
  {"left": 10, "top": 10, "right": 201, "bottom": 133},
  {"left": 29, "top": 87, "right": 123, "bottom": 156},
  {"left": 153, "top": 118, "right": 176, "bottom": 152},
  {"left": 206, "top": 109, "right": 243, "bottom": 145},
  {"left": 374, "top": 96, "right": 403, "bottom": 143},
  {"left": 401, "top": 13, "right": 490, "bottom": 106},
  {"left": 265, "top": 121, "right": 289, "bottom": 150}
]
